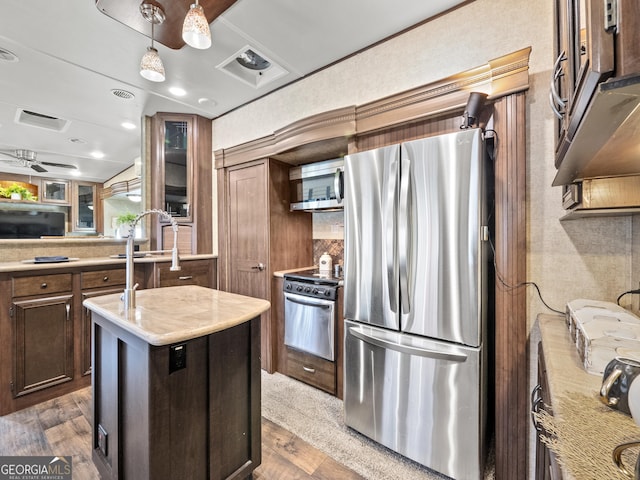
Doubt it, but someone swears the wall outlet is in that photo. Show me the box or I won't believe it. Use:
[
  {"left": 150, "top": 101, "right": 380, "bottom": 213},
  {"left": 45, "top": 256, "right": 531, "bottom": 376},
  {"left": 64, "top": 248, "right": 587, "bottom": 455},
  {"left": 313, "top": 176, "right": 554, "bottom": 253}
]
[
  {"left": 98, "top": 424, "right": 108, "bottom": 457},
  {"left": 169, "top": 343, "right": 187, "bottom": 373}
]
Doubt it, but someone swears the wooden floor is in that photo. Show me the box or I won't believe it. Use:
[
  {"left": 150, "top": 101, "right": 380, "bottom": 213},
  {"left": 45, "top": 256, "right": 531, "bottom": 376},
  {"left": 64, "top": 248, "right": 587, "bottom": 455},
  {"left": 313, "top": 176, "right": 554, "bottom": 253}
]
[{"left": 0, "top": 387, "right": 364, "bottom": 480}]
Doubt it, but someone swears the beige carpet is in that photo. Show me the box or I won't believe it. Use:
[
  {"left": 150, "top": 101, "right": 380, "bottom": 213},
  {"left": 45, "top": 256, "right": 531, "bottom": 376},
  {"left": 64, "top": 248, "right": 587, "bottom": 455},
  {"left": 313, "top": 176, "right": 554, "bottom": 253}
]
[{"left": 261, "top": 371, "right": 495, "bottom": 480}]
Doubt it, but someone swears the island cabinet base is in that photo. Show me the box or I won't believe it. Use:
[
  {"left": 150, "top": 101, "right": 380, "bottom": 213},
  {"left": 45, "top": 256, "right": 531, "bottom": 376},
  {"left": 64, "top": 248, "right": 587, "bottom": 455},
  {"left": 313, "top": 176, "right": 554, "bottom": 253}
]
[{"left": 91, "top": 314, "right": 261, "bottom": 480}]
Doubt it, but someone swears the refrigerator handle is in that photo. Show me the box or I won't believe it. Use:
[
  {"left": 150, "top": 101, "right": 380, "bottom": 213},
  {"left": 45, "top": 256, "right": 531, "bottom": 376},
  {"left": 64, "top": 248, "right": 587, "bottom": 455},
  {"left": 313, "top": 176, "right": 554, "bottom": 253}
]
[
  {"left": 398, "top": 154, "right": 410, "bottom": 314},
  {"left": 385, "top": 157, "right": 398, "bottom": 313},
  {"left": 348, "top": 326, "right": 468, "bottom": 362}
]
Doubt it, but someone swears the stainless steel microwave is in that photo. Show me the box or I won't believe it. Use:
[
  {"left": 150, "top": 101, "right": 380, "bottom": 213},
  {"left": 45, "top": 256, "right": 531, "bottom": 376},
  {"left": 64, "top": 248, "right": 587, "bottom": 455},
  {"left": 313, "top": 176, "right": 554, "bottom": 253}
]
[{"left": 289, "top": 158, "right": 344, "bottom": 212}]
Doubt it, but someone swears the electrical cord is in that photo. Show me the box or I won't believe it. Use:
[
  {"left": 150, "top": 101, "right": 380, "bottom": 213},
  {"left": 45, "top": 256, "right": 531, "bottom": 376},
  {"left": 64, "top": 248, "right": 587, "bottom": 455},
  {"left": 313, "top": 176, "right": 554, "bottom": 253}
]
[
  {"left": 482, "top": 131, "right": 563, "bottom": 315},
  {"left": 617, "top": 289, "right": 640, "bottom": 306},
  {"left": 487, "top": 236, "right": 564, "bottom": 314}
]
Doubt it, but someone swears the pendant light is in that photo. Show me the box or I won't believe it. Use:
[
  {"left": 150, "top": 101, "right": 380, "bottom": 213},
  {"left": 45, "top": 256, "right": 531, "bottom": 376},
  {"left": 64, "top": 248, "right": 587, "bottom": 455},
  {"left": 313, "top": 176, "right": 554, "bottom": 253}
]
[
  {"left": 139, "top": 3, "right": 166, "bottom": 82},
  {"left": 182, "top": 0, "right": 212, "bottom": 49}
]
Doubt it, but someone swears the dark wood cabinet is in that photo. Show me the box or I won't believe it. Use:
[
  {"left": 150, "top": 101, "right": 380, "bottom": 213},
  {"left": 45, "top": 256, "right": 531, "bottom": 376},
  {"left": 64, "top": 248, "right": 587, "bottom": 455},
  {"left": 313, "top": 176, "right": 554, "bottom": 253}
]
[
  {"left": 553, "top": 0, "right": 640, "bottom": 186},
  {"left": 533, "top": 342, "right": 564, "bottom": 480},
  {"left": 80, "top": 267, "right": 127, "bottom": 376},
  {"left": 0, "top": 257, "right": 217, "bottom": 415},
  {"left": 218, "top": 158, "right": 312, "bottom": 372},
  {"left": 12, "top": 293, "right": 74, "bottom": 397},
  {"left": 92, "top": 313, "right": 261, "bottom": 480},
  {"left": 150, "top": 112, "right": 212, "bottom": 254}
]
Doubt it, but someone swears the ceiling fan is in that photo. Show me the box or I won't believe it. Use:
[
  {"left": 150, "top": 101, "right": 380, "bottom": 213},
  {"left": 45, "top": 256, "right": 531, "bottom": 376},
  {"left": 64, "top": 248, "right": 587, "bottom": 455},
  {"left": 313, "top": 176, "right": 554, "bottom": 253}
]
[{"left": 0, "top": 149, "right": 77, "bottom": 173}]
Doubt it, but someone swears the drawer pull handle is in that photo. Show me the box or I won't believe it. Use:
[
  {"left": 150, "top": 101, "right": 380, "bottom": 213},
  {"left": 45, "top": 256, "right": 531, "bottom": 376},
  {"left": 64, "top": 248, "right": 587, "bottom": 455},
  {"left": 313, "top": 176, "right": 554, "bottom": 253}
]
[
  {"left": 40, "top": 283, "right": 47, "bottom": 289},
  {"left": 302, "top": 366, "right": 316, "bottom": 374},
  {"left": 103, "top": 276, "right": 109, "bottom": 282},
  {"left": 178, "top": 276, "right": 193, "bottom": 281}
]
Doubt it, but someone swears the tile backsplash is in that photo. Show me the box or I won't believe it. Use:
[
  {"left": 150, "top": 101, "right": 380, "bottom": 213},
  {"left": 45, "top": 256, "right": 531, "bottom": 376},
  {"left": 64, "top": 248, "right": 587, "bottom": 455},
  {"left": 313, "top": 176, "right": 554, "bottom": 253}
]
[{"left": 313, "top": 239, "right": 344, "bottom": 267}]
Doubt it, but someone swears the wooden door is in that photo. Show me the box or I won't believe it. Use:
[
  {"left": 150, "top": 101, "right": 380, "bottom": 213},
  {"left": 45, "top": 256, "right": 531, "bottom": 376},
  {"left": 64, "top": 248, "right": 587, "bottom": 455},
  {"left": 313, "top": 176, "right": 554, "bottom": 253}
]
[{"left": 227, "top": 162, "right": 269, "bottom": 300}]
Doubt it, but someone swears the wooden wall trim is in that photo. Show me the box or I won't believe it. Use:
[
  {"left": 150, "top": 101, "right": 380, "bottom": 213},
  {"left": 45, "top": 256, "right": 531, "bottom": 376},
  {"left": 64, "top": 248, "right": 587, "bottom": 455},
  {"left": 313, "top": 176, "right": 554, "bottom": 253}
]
[
  {"left": 492, "top": 92, "right": 528, "bottom": 480},
  {"left": 273, "top": 106, "right": 357, "bottom": 153},
  {"left": 215, "top": 47, "right": 531, "bottom": 167}
]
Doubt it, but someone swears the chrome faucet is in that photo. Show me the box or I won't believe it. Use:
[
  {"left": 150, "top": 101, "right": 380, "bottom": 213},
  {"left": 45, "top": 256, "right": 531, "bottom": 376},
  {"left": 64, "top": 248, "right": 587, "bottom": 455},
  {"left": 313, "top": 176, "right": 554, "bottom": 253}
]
[{"left": 122, "top": 208, "right": 181, "bottom": 310}]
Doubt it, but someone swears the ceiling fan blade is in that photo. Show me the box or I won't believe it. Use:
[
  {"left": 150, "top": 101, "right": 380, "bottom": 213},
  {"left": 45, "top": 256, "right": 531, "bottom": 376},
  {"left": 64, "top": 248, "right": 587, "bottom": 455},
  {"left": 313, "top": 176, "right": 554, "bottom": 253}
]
[
  {"left": 30, "top": 164, "right": 47, "bottom": 173},
  {"left": 40, "top": 161, "right": 77, "bottom": 169},
  {"left": 0, "top": 151, "right": 19, "bottom": 159}
]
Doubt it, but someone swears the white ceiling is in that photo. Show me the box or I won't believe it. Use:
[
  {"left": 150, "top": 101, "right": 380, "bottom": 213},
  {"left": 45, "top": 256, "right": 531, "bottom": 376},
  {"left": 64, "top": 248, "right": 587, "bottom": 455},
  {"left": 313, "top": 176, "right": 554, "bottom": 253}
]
[{"left": 0, "top": 0, "right": 465, "bottom": 183}]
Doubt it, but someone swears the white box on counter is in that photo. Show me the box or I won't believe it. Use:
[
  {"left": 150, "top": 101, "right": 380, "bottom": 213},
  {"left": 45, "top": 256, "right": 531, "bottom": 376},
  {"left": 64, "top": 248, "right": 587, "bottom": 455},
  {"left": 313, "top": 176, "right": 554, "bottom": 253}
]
[{"left": 566, "top": 299, "right": 640, "bottom": 375}]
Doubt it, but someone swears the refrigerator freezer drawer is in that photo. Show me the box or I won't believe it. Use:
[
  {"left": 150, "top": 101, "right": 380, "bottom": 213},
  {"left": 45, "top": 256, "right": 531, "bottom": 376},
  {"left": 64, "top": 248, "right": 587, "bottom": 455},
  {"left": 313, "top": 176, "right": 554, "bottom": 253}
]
[{"left": 344, "top": 320, "right": 487, "bottom": 480}]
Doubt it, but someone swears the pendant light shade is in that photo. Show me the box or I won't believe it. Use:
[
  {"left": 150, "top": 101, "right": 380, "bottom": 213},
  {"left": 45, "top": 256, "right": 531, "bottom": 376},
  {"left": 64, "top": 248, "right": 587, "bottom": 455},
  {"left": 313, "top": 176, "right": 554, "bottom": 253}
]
[
  {"left": 139, "top": 3, "right": 166, "bottom": 82},
  {"left": 182, "top": 2, "right": 212, "bottom": 49},
  {"left": 140, "top": 47, "right": 165, "bottom": 82}
]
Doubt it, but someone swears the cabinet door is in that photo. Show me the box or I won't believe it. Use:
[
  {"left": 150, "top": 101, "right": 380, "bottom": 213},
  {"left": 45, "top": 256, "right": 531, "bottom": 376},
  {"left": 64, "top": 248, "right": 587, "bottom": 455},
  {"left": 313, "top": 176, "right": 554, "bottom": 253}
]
[
  {"left": 552, "top": 0, "right": 572, "bottom": 155},
  {"left": 12, "top": 294, "right": 74, "bottom": 396},
  {"left": 565, "top": 0, "right": 614, "bottom": 139},
  {"left": 73, "top": 182, "right": 97, "bottom": 232},
  {"left": 160, "top": 118, "right": 192, "bottom": 221},
  {"left": 227, "top": 162, "right": 268, "bottom": 300},
  {"left": 41, "top": 179, "right": 70, "bottom": 204},
  {"left": 81, "top": 287, "right": 123, "bottom": 376}
]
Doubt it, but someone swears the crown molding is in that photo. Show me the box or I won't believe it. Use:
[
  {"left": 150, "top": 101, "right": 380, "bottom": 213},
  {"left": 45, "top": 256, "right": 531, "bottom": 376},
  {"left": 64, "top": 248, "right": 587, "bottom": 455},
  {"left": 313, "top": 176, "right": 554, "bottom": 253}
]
[{"left": 216, "top": 47, "right": 531, "bottom": 167}]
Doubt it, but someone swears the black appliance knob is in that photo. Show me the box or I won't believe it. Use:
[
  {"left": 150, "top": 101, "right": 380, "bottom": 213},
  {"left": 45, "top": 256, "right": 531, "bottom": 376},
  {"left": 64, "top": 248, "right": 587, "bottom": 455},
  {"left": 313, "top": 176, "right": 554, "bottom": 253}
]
[
  {"left": 285, "top": 284, "right": 292, "bottom": 290},
  {"left": 325, "top": 290, "right": 332, "bottom": 297},
  {"left": 313, "top": 288, "right": 320, "bottom": 295},
  {"left": 304, "top": 286, "right": 311, "bottom": 293},
  {"left": 296, "top": 285, "right": 303, "bottom": 292}
]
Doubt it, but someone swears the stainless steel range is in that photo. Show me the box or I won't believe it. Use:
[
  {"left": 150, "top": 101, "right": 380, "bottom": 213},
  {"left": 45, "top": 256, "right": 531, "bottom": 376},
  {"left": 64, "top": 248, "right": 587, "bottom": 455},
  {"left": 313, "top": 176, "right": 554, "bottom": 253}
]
[{"left": 283, "top": 270, "right": 340, "bottom": 361}]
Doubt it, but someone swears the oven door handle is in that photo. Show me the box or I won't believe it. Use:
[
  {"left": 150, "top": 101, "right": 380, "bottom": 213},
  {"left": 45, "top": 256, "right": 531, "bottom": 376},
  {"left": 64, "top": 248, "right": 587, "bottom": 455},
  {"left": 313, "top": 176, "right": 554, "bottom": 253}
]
[{"left": 284, "top": 294, "right": 333, "bottom": 308}]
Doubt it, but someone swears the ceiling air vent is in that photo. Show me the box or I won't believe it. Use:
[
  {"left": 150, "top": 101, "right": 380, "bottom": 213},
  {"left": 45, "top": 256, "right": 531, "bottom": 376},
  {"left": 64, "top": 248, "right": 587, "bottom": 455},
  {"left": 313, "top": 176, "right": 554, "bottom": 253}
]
[
  {"left": 15, "top": 108, "right": 70, "bottom": 132},
  {"left": 111, "top": 88, "right": 135, "bottom": 100},
  {"left": 216, "top": 45, "right": 288, "bottom": 89}
]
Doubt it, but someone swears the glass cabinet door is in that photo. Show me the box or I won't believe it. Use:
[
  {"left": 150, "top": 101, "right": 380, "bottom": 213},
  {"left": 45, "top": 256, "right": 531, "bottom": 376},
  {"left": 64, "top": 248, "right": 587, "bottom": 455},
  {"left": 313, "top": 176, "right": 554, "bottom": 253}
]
[
  {"left": 41, "top": 179, "right": 70, "bottom": 204},
  {"left": 162, "top": 119, "right": 191, "bottom": 220},
  {"left": 73, "top": 182, "right": 96, "bottom": 231}
]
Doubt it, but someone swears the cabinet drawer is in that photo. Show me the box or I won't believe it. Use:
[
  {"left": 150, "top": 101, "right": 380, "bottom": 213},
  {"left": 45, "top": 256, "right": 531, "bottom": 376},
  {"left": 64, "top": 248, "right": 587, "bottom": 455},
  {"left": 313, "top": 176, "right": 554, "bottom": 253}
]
[
  {"left": 12, "top": 273, "right": 72, "bottom": 297},
  {"left": 286, "top": 347, "right": 336, "bottom": 395},
  {"left": 157, "top": 260, "right": 211, "bottom": 288},
  {"left": 81, "top": 269, "right": 126, "bottom": 289}
]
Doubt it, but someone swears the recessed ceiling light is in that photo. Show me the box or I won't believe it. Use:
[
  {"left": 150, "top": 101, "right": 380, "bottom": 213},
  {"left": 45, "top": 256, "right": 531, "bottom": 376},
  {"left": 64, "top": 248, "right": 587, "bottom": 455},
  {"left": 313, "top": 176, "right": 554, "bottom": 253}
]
[
  {"left": 90, "top": 151, "right": 105, "bottom": 159},
  {"left": 169, "top": 86, "right": 187, "bottom": 97},
  {"left": 121, "top": 122, "right": 137, "bottom": 130}
]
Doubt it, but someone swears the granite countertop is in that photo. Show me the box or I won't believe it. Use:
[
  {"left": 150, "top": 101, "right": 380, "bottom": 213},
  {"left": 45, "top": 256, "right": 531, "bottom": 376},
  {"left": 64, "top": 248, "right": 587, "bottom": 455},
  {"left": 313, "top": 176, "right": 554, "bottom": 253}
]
[
  {"left": 0, "top": 253, "right": 216, "bottom": 273},
  {"left": 83, "top": 285, "right": 270, "bottom": 346},
  {"left": 539, "top": 314, "right": 640, "bottom": 479}
]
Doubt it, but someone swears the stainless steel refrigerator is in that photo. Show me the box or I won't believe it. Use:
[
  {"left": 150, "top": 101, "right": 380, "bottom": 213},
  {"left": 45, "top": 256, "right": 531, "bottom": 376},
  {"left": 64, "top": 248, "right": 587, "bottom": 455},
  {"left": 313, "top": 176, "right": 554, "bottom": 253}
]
[{"left": 343, "top": 128, "right": 489, "bottom": 480}]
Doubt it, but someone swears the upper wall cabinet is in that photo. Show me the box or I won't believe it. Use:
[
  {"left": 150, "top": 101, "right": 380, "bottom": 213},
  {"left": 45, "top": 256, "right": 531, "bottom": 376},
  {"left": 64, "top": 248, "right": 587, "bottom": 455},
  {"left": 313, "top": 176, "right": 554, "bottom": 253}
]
[
  {"left": 552, "top": 0, "right": 640, "bottom": 187},
  {"left": 41, "top": 179, "right": 70, "bottom": 204},
  {"left": 72, "top": 182, "right": 100, "bottom": 233},
  {"left": 150, "top": 113, "right": 212, "bottom": 254}
]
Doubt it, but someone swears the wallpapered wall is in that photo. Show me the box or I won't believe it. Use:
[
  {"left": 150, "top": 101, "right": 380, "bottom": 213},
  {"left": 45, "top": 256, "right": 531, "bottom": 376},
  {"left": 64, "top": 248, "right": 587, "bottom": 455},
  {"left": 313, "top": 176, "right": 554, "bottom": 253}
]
[{"left": 212, "top": 0, "right": 639, "bottom": 475}]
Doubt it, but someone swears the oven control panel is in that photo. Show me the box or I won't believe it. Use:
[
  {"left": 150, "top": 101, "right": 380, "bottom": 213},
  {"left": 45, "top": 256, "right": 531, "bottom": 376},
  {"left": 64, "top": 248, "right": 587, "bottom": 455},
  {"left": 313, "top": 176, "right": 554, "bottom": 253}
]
[{"left": 283, "top": 280, "right": 338, "bottom": 300}]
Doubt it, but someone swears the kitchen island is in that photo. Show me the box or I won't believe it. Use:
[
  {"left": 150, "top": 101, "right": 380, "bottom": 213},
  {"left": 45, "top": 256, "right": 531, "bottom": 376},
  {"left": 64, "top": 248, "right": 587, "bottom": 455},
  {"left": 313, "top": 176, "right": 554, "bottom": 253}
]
[{"left": 84, "top": 285, "right": 270, "bottom": 480}]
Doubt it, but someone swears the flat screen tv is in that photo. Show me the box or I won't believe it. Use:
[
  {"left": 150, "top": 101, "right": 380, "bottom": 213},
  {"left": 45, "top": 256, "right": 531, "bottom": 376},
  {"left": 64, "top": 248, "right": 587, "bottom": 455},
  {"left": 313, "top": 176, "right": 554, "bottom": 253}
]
[{"left": 0, "top": 210, "right": 66, "bottom": 239}]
